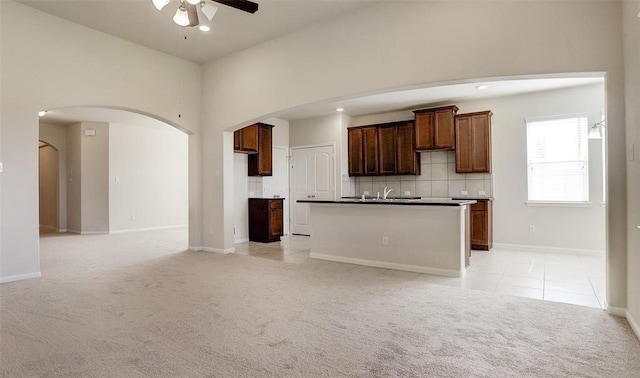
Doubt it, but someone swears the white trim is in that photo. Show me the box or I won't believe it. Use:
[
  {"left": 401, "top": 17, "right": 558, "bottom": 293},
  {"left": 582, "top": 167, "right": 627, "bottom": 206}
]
[
  {"left": 1, "top": 272, "right": 41, "bottom": 283},
  {"left": 608, "top": 306, "right": 627, "bottom": 317},
  {"left": 58, "top": 228, "right": 67, "bottom": 233},
  {"left": 525, "top": 201, "right": 592, "bottom": 208},
  {"left": 109, "top": 224, "right": 188, "bottom": 235},
  {"left": 625, "top": 310, "right": 640, "bottom": 341},
  {"left": 189, "top": 245, "right": 202, "bottom": 251},
  {"left": 67, "top": 229, "right": 81, "bottom": 234},
  {"left": 80, "top": 231, "right": 109, "bottom": 235},
  {"left": 234, "top": 238, "right": 249, "bottom": 244},
  {"left": 39, "top": 225, "right": 57, "bottom": 231},
  {"left": 289, "top": 142, "right": 335, "bottom": 151},
  {"left": 202, "top": 246, "right": 235, "bottom": 254},
  {"left": 309, "top": 252, "right": 465, "bottom": 278},
  {"left": 493, "top": 243, "right": 604, "bottom": 256}
]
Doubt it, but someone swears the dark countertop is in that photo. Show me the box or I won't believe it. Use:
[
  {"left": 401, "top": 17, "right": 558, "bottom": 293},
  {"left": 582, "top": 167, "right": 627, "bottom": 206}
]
[
  {"left": 452, "top": 197, "right": 494, "bottom": 201},
  {"left": 298, "top": 198, "right": 476, "bottom": 207}
]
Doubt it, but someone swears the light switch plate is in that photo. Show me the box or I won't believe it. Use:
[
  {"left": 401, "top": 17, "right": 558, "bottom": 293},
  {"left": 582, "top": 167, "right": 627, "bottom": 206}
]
[
  {"left": 249, "top": 191, "right": 255, "bottom": 196},
  {"left": 404, "top": 191, "right": 411, "bottom": 195},
  {"left": 363, "top": 191, "right": 370, "bottom": 195},
  {"left": 479, "top": 191, "right": 486, "bottom": 196}
]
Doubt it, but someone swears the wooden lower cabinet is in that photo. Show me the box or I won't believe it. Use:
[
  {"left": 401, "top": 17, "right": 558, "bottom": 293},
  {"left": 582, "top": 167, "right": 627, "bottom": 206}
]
[
  {"left": 249, "top": 198, "right": 284, "bottom": 243},
  {"left": 470, "top": 199, "right": 493, "bottom": 250}
]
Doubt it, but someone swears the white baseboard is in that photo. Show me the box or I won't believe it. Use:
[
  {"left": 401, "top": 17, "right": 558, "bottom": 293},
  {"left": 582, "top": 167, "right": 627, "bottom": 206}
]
[
  {"left": 1, "top": 271, "right": 41, "bottom": 284},
  {"left": 608, "top": 306, "right": 640, "bottom": 341},
  {"left": 109, "top": 224, "right": 188, "bottom": 235},
  {"left": 58, "top": 228, "right": 67, "bottom": 233},
  {"left": 67, "top": 229, "right": 81, "bottom": 234},
  {"left": 234, "top": 237, "right": 249, "bottom": 244},
  {"left": 309, "top": 252, "right": 464, "bottom": 277},
  {"left": 608, "top": 306, "right": 627, "bottom": 317},
  {"left": 493, "top": 243, "right": 605, "bottom": 256},
  {"left": 80, "top": 231, "right": 109, "bottom": 235},
  {"left": 39, "top": 225, "right": 57, "bottom": 231},
  {"left": 190, "top": 246, "right": 235, "bottom": 254}
]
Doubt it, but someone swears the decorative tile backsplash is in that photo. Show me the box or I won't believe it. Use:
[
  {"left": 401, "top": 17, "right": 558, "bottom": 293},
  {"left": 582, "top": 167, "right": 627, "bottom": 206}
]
[{"left": 343, "top": 151, "right": 494, "bottom": 198}]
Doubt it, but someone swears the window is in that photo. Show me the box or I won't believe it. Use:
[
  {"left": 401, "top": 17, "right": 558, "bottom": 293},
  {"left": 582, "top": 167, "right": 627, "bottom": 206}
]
[{"left": 526, "top": 116, "right": 589, "bottom": 203}]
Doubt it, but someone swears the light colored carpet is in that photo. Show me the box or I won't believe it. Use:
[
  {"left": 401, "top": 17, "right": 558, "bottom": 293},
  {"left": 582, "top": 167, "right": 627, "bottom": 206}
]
[{"left": 1, "top": 230, "right": 639, "bottom": 377}]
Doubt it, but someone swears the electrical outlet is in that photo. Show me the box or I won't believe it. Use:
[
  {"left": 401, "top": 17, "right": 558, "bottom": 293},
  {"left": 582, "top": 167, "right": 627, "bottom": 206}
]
[
  {"left": 461, "top": 190, "right": 468, "bottom": 196},
  {"left": 249, "top": 191, "right": 255, "bottom": 196},
  {"left": 404, "top": 191, "right": 411, "bottom": 196},
  {"left": 382, "top": 236, "right": 389, "bottom": 246},
  {"left": 0, "top": 162, "right": 3, "bottom": 173},
  {"left": 529, "top": 225, "right": 536, "bottom": 233},
  {"left": 115, "top": 175, "right": 120, "bottom": 182},
  {"left": 363, "top": 191, "right": 370, "bottom": 195},
  {"left": 130, "top": 215, "right": 136, "bottom": 221},
  {"left": 478, "top": 191, "right": 486, "bottom": 196}
]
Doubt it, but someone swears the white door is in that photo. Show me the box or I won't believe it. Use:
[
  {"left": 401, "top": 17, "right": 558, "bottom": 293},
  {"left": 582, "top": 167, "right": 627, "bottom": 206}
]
[
  {"left": 290, "top": 145, "right": 335, "bottom": 235},
  {"left": 262, "top": 146, "right": 290, "bottom": 235}
]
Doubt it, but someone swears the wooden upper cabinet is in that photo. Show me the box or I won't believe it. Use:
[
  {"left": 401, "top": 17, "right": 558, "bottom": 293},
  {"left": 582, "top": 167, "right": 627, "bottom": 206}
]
[
  {"left": 362, "top": 126, "right": 379, "bottom": 175},
  {"left": 234, "top": 124, "right": 259, "bottom": 153},
  {"left": 247, "top": 123, "right": 274, "bottom": 176},
  {"left": 377, "top": 125, "right": 397, "bottom": 175},
  {"left": 413, "top": 105, "right": 458, "bottom": 150},
  {"left": 396, "top": 122, "right": 420, "bottom": 175},
  {"left": 455, "top": 111, "right": 492, "bottom": 173},
  {"left": 347, "top": 127, "right": 364, "bottom": 176}
]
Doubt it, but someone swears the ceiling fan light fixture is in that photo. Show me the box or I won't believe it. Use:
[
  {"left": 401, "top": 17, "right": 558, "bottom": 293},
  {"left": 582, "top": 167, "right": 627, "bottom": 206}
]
[
  {"left": 198, "top": 24, "right": 211, "bottom": 32},
  {"left": 201, "top": 3, "right": 219, "bottom": 21},
  {"left": 152, "top": 0, "right": 170, "bottom": 11},
  {"left": 173, "top": 5, "right": 191, "bottom": 26}
]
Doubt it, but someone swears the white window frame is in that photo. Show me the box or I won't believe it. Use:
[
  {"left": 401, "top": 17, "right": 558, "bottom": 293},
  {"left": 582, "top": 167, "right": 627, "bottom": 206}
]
[{"left": 525, "top": 114, "right": 591, "bottom": 207}]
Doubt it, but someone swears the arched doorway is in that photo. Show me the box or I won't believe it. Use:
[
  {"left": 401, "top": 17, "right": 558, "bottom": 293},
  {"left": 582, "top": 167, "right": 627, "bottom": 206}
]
[{"left": 38, "top": 141, "right": 59, "bottom": 233}]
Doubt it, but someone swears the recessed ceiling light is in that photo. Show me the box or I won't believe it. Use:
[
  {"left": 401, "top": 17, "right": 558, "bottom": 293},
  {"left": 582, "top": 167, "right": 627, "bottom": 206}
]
[
  {"left": 476, "top": 85, "right": 489, "bottom": 90},
  {"left": 38, "top": 110, "right": 47, "bottom": 117},
  {"left": 336, "top": 108, "right": 344, "bottom": 112},
  {"left": 198, "top": 25, "right": 210, "bottom": 32}
]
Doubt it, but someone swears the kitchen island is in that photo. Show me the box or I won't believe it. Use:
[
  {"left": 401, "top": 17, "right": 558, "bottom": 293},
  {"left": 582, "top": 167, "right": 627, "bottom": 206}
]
[{"left": 298, "top": 198, "right": 476, "bottom": 277}]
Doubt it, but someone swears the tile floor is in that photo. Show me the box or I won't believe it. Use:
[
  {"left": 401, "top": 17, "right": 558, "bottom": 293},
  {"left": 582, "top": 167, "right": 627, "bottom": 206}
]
[{"left": 235, "top": 235, "right": 607, "bottom": 310}]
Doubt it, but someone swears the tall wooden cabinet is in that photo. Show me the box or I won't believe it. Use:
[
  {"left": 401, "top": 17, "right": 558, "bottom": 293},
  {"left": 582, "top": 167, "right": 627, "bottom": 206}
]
[
  {"left": 233, "top": 122, "right": 273, "bottom": 176},
  {"left": 455, "top": 111, "right": 492, "bottom": 173},
  {"left": 470, "top": 199, "right": 493, "bottom": 250},
  {"left": 249, "top": 198, "right": 284, "bottom": 243},
  {"left": 248, "top": 123, "right": 273, "bottom": 176},
  {"left": 413, "top": 105, "right": 458, "bottom": 150},
  {"left": 362, "top": 126, "right": 379, "bottom": 175}
]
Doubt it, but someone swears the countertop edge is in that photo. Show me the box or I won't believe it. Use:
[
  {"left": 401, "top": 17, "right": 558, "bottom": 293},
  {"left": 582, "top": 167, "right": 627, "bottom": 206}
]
[{"left": 298, "top": 199, "right": 476, "bottom": 207}]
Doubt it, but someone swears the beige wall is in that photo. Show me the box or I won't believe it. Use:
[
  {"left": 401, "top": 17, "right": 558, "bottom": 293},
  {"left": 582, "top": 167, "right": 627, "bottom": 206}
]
[
  {"left": 202, "top": 1, "right": 627, "bottom": 307},
  {"left": 66, "top": 123, "right": 82, "bottom": 233},
  {"left": 0, "top": 0, "right": 201, "bottom": 281},
  {"left": 623, "top": 1, "right": 640, "bottom": 329},
  {"left": 38, "top": 145, "right": 58, "bottom": 230}
]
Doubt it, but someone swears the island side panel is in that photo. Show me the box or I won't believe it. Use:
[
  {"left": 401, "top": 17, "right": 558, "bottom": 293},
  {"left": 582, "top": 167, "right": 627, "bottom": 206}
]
[{"left": 308, "top": 204, "right": 467, "bottom": 277}]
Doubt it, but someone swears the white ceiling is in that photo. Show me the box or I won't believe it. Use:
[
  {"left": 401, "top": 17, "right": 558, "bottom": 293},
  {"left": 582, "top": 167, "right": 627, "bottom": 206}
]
[
  {"left": 24, "top": 1, "right": 604, "bottom": 125},
  {"left": 16, "top": 0, "right": 370, "bottom": 64}
]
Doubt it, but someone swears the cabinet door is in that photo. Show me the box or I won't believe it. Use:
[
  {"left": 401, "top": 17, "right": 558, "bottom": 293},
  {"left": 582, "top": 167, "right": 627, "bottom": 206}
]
[
  {"left": 269, "top": 200, "right": 283, "bottom": 238},
  {"left": 241, "top": 124, "right": 259, "bottom": 152},
  {"left": 455, "top": 115, "right": 473, "bottom": 173},
  {"left": 233, "top": 130, "right": 242, "bottom": 151},
  {"left": 470, "top": 113, "right": 491, "bottom": 173},
  {"left": 378, "top": 125, "right": 397, "bottom": 175},
  {"left": 248, "top": 124, "right": 273, "bottom": 176},
  {"left": 414, "top": 112, "right": 433, "bottom": 150},
  {"left": 396, "top": 122, "right": 419, "bottom": 175},
  {"left": 433, "top": 108, "right": 455, "bottom": 149},
  {"left": 471, "top": 209, "right": 487, "bottom": 247},
  {"left": 362, "top": 126, "right": 379, "bottom": 175},
  {"left": 347, "top": 128, "right": 363, "bottom": 176}
]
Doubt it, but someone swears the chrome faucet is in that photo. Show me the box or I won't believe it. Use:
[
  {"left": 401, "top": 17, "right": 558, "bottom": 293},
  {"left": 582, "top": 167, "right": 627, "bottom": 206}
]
[{"left": 383, "top": 186, "right": 393, "bottom": 199}]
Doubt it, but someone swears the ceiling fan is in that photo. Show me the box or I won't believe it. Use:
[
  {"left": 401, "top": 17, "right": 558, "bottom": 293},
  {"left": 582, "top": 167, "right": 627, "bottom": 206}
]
[{"left": 152, "top": 0, "right": 258, "bottom": 29}]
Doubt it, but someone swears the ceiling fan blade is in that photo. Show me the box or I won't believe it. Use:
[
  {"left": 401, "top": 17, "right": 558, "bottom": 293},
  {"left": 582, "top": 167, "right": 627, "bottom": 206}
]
[
  {"left": 212, "top": 0, "right": 259, "bottom": 14},
  {"left": 186, "top": 3, "right": 199, "bottom": 26}
]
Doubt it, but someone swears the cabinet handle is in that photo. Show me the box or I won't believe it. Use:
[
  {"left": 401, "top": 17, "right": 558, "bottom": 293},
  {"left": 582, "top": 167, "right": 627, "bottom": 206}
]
[
  {"left": 312, "top": 194, "right": 316, "bottom": 198},
  {"left": 307, "top": 194, "right": 311, "bottom": 198}
]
